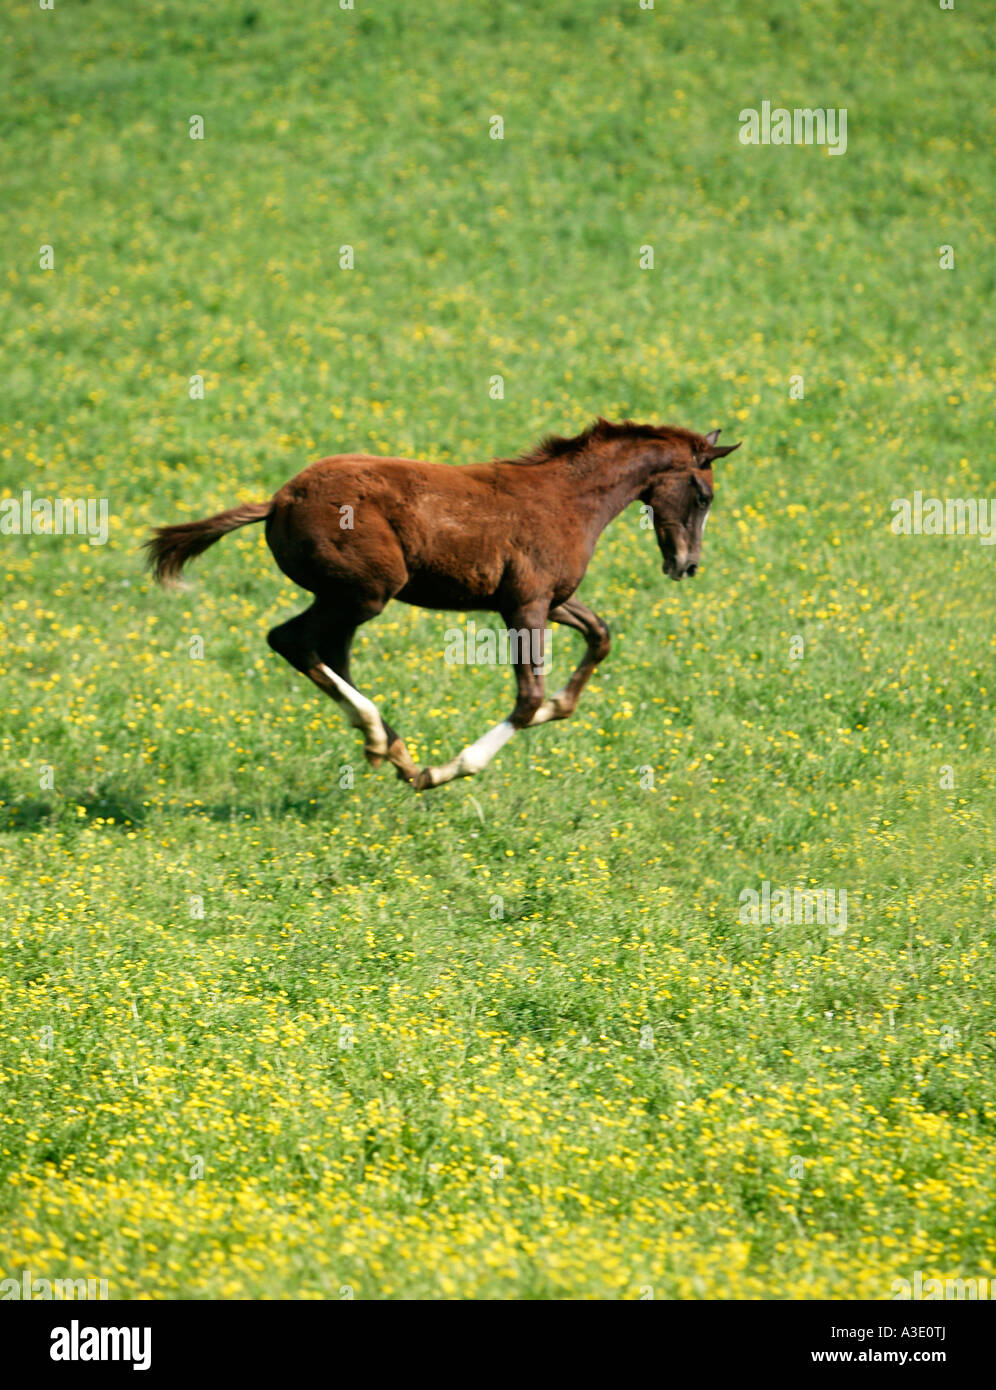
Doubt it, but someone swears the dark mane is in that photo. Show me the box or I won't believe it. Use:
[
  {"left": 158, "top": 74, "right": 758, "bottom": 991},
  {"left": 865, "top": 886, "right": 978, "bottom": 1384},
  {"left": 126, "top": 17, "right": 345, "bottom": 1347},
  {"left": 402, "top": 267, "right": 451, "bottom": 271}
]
[{"left": 499, "top": 418, "right": 701, "bottom": 466}]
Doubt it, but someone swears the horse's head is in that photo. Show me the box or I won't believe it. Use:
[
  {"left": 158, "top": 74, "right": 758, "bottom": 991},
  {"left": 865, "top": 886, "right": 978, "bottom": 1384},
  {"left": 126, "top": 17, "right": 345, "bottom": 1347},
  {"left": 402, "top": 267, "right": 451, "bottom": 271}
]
[{"left": 642, "top": 428, "right": 740, "bottom": 581}]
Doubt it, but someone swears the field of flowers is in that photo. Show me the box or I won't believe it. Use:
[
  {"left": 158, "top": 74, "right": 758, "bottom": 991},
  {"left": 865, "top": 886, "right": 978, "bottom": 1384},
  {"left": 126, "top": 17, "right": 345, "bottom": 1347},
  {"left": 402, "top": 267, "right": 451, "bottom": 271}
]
[{"left": 1, "top": 0, "right": 993, "bottom": 1298}]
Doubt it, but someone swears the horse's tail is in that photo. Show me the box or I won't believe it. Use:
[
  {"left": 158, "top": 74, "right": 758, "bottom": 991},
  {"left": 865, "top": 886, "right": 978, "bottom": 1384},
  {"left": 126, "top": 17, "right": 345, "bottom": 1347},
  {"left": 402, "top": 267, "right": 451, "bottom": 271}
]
[{"left": 145, "top": 500, "right": 272, "bottom": 585}]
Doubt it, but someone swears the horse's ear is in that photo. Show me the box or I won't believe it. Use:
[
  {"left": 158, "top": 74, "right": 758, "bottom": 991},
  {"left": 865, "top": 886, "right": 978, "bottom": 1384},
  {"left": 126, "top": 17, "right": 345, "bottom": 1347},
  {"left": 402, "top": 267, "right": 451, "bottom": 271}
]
[{"left": 703, "top": 429, "right": 741, "bottom": 462}]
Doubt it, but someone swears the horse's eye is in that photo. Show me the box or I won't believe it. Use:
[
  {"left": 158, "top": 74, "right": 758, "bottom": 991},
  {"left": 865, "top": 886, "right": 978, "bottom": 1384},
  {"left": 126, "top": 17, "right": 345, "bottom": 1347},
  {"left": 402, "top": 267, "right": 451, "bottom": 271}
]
[{"left": 697, "top": 494, "right": 710, "bottom": 509}]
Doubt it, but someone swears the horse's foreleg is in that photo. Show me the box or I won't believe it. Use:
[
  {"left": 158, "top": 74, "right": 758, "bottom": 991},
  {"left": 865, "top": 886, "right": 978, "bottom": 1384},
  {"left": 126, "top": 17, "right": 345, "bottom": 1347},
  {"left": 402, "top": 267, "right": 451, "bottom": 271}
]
[
  {"left": 527, "top": 597, "right": 610, "bottom": 726},
  {"left": 414, "top": 608, "right": 548, "bottom": 791}
]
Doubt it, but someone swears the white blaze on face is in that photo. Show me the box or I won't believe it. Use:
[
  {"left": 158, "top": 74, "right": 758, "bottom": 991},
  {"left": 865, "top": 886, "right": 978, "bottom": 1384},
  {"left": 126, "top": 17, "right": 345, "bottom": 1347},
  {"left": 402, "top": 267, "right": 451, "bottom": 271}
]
[{"left": 689, "top": 500, "right": 711, "bottom": 556}]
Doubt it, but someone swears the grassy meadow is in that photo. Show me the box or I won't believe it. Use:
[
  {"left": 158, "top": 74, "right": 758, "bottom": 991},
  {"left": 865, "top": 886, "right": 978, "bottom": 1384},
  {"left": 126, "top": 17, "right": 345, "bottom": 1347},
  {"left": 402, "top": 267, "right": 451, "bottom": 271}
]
[{"left": 1, "top": 0, "right": 994, "bottom": 1299}]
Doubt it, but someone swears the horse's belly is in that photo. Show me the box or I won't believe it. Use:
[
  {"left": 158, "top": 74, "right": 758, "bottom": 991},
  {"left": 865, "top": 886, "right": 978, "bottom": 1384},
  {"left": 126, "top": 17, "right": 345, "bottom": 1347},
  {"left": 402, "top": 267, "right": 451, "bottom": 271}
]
[{"left": 394, "top": 569, "right": 501, "bottom": 611}]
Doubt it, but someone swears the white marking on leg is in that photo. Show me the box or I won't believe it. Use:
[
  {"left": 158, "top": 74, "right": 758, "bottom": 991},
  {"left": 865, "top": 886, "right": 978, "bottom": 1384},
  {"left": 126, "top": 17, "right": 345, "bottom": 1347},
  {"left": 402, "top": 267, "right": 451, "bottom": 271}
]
[
  {"left": 430, "top": 719, "right": 517, "bottom": 785},
  {"left": 527, "top": 690, "right": 571, "bottom": 726},
  {"left": 318, "top": 662, "right": 389, "bottom": 755}
]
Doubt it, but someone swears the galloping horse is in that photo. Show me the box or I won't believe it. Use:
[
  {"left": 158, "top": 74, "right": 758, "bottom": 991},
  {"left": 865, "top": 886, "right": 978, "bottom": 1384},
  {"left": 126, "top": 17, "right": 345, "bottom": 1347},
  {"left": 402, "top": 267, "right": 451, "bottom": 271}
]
[{"left": 146, "top": 418, "right": 739, "bottom": 790}]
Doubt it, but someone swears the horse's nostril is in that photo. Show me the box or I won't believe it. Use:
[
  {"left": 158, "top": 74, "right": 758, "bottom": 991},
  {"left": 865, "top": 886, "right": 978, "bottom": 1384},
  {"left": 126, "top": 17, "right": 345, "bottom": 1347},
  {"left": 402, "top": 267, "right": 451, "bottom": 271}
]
[{"left": 686, "top": 563, "right": 698, "bottom": 577}]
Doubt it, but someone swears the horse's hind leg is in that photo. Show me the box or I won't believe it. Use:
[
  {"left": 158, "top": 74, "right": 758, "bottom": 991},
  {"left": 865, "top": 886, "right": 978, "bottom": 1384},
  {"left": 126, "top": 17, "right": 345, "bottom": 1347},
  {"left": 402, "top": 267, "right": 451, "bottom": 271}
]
[
  {"left": 317, "top": 630, "right": 418, "bottom": 783},
  {"left": 527, "top": 597, "right": 610, "bottom": 726},
  {"left": 267, "top": 604, "right": 418, "bottom": 784}
]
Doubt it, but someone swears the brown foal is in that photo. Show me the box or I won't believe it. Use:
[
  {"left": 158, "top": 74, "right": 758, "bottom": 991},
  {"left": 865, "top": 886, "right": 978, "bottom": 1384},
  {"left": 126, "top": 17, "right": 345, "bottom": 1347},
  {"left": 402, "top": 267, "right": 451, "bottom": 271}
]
[{"left": 146, "top": 418, "right": 739, "bottom": 790}]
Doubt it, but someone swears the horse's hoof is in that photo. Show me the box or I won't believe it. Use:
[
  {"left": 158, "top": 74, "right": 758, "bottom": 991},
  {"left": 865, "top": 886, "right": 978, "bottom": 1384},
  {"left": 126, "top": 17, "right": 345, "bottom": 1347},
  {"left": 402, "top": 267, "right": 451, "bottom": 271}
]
[
  {"left": 413, "top": 768, "right": 436, "bottom": 792},
  {"left": 387, "top": 738, "right": 418, "bottom": 784}
]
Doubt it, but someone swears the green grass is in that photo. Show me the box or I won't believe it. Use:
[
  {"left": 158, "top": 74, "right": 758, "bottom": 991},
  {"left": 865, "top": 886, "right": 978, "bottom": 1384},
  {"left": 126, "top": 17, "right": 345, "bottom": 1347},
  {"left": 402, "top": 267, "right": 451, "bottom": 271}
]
[{"left": 0, "top": 0, "right": 993, "bottom": 1299}]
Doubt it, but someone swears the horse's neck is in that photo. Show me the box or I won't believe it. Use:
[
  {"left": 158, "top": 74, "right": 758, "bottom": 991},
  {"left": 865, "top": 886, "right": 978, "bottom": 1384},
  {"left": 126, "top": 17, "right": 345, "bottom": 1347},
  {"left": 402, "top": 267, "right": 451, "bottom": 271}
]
[{"left": 570, "top": 443, "right": 656, "bottom": 534}]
